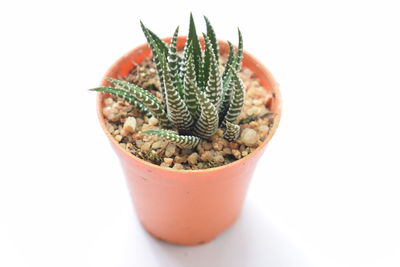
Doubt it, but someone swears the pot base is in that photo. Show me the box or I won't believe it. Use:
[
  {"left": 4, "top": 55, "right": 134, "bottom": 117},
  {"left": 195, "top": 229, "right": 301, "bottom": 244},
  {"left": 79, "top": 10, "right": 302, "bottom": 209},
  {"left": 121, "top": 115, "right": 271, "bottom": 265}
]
[{"left": 141, "top": 215, "right": 239, "bottom": 246}]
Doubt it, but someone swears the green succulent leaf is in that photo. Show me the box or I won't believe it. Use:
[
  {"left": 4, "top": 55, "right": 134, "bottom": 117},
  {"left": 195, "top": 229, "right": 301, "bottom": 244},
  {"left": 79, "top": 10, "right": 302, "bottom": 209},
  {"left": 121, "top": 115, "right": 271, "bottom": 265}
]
[
  {"left": 144, "top": 129, "right": 200, "bottom": 149},
  {"left": 204, "top": 16, "right": 219, "bottom": 63},
  {"left": 140, "top": 21, "right": 168, "bottom": 102},
  {"left": 223, "top": 72, "right": 244, "bottom": 125},
  {"left": 188, "top": 13, "right": 204, "bottom": 89},
  {"left": 233, "top": 29, "right": 243, "bottom": 72},
  {"left": 202, "top": 33, "right": 211, "bottom": 89},
  {"left": 193, "top": 85, "right": 219, "bottom": 139},
  {"left": 184, "top": 49, "right": 200, "bottom": 119},
  {"left": 219, "top": 67, "right": 234, "bottom": 118},
  {"left": 91, "top": 87, "right": 153, "bottom": 118},
  {"left": 179, "top": 39, "right": 191, "bottom": 82},
  {"left": 203, "top": 34, "right": 223, "bottom": 109},
  {"left": 144, "top": 25, "right": 169, "bottom": 54},
  {"left": 106, "top": 78, "right": 170, "bottom": 127},
  {"left": 160, "top": 54, "right": 194, "bottom": 132},
  {"left": 222, "top": 41, "right": 235, "bottom": 82},
  {"left": 223, "top": 121, "right": 240, "bottom": 141},
  {"left": 168, "top": 26, "right": 184, "bottom": 98}
]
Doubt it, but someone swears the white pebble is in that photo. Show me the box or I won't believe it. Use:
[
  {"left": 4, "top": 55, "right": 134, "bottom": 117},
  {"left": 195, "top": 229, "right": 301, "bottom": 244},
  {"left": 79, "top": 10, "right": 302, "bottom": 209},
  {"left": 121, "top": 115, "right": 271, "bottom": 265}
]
[
  {"left": 152, "top": 140, "right": 165, "bottom": 149},
  {"left": 141, "top": 142, "right": 152, "bottom": 152},
  {"left": 165, "top": 143, "right": 177, "bottom": 157},
  {"left": 115, "top": 135, "right": 122, "bottom": 142},
  {"left": 252, "top": 99, "right": 263, "bottom": 105},
  {"left": 104, "top": 97, "right": 114, "bottom": 106},
  {"left": 136, "top": 118, "right": 144, "bottom": 128},
  {"left": 123, "top": 117, "right": 137, "bottom": 133},
  {"left": 173, "top": 163, "right": 184, "bottom": 170},
  {"left": 259, "top": 125, "right": 269, "bottom": 133},
  {"left": 136, "top": 140, "right": 144, "bottom": 148},
  {"left": 163, "top": 158, "right": 173, "bottom": 166},
  {"left": 103, "top": 106, "right": 118, "bottom": 121},
  {"left": 240, "top": 128, "right": 258, "bottom": 147},
  {"left": 148, "top": 117, "right": 159, "bottom": 126},
  {"left": 213, "top": 152, "right": 225, "bottom": 163}
]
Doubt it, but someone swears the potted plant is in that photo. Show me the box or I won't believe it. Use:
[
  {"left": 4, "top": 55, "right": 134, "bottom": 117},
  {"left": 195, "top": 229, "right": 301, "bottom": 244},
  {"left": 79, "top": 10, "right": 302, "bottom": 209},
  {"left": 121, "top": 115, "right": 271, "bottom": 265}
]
[{"left": 92, "top": 14, "right": 281, "bottom": 245}]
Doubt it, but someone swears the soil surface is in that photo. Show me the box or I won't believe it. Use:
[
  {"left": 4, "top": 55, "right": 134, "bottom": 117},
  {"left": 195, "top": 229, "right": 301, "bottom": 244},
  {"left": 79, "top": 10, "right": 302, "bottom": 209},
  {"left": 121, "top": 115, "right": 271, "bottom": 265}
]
[{"left": 102, "top": 56, "right": 276, "bottom": 170}]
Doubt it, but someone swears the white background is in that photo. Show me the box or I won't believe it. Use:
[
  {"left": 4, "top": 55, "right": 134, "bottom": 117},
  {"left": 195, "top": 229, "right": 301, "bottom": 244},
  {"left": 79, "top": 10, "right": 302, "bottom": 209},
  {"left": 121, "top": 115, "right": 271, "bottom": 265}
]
[{"left": 0, "top": 0, "right": 399, "bottom": 266}]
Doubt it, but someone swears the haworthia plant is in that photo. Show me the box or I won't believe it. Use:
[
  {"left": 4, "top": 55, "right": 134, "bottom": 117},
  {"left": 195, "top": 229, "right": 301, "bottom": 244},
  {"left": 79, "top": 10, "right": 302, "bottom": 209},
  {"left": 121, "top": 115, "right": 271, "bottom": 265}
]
[{"left": 92, "top": 14, "right": 245, "bottom": 150}]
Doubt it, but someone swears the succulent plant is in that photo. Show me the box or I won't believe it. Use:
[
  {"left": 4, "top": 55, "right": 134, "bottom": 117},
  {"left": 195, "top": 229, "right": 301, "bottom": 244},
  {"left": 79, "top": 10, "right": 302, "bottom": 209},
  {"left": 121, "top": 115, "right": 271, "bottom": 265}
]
[{"left": 92, "top": 14, "right": 244, "bottom": 149}]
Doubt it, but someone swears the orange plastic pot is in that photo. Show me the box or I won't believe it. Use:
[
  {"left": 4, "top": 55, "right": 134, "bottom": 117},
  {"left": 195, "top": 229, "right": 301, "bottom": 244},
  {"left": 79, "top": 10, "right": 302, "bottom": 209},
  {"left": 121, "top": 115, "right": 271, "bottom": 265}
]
[{"left": 96, "top": 37, "right": 281, "bottom": 245}]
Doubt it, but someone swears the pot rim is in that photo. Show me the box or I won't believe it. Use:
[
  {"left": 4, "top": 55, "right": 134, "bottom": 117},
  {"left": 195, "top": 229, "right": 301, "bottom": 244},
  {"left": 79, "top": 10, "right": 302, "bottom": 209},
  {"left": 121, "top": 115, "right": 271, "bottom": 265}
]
[{"left": 96, "top": 37, "right": 282, "bottom": 173}]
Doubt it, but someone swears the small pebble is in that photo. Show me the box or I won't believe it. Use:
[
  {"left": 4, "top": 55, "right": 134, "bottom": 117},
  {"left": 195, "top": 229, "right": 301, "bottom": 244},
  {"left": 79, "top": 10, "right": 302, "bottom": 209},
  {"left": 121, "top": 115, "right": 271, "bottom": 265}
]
[
  {"left": 136, "top": 118, "right": 144, "bottom": 128},
  {"left": 141, "top": 124, "right": 156, "bottom": 131},
  {"left": 141, "top": 142, "right": 152, "bottom": 152},
  {"left": 222, "top": 147, "right": 232, "bottom": 155},
  {"left": 173, "top": 163, "right": 184, "bottom": 170},
  {"left": 196, "top": 144, "right": 205, "bottom": 155},
  {"left": 181, "top": 148, "right": 193, "bottom": 155},
  {"left": 187, "top": 152, "right": 199, "bottom": 165},
  {"left": 232, "top": 149, "right": 241, "bottom": 159},
  {"left": 174, "top": 156, "right": 187, "bottom": 164},
  {"left": 259, "top": 125, "right": 269, "bottom": 133},
  {"left": 165, "top": 143, "right": 177, "bottom": 157},
  {"left": 216, "top": 129, "right": 224, "bottom": 137},
  {"left": 249, "top": 121, "right": 259, "bottom": 128},
  {"left": 200, "top": 151, "right": 214, "bottom": 162},
  {"left": 163, "top": 158, "right": 173, "bottom": 166},
  {"left": 213, "top": 152, "right": 225, "bottom": 163},
  {"left": 210, "top": 134, "right": 219, "bottom": 142},
  {"left": 228, "top": 142, "right": 239, "bottom": 149},
  {"left": 212, "top": 141, "right": 223, "bottom": 151},
  {"left": 252, "top": 99, "right": 263, "bottom": 105},
  {"left": 123, "top": 117, "right": 137, "bottom": 134},
  {"left": 103, "top": 106, "right": 119, "bottom": 122},
  {"left": 148, "top": 117, "right": 159, "bottom": 126},
  {"left": 202, "top": 141, "right": 213, "bottom": 151},
  {"left": 160, "top": 162, "right": 171, "bottom": 168},
  {"left": 105, "top": 122, "right": 114, "bottom": 133},
  {"left": 240, "top": 128, "right": 258, "bottom": 147},
  {"left": 135, "top": 140, "right": 144, "bottom": 148},
  {"left": 104, "top": 97, "right": 114, "bottom": 106},
  {"left": 152, "top": 140, "right": 166, "bottom": 149}
]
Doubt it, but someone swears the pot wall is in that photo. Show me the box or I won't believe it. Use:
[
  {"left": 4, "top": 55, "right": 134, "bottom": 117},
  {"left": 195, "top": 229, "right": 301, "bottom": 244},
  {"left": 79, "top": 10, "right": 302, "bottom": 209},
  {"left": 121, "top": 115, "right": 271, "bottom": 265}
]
[{"left": 97, "top": 37, "right": 281, "bottom": 245}]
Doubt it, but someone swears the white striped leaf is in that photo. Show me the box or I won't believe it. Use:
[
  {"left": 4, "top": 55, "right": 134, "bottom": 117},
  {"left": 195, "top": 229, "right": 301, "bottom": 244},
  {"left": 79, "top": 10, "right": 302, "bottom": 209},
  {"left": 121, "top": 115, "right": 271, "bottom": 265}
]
[
  {"left": 144, "top": 129, "right": 200, "bottom": 149},
  {"left": 223, "top": 121, "right": 240, "bottom": 141},
  {"left": 106, "top": 78, "right": 170, "bottom": 128},
  {"left": 223, "top": 72, "right": 244, "bottom": 125},
  {"left": 91, "top": 87, "right": 153, "bottom": 118}
]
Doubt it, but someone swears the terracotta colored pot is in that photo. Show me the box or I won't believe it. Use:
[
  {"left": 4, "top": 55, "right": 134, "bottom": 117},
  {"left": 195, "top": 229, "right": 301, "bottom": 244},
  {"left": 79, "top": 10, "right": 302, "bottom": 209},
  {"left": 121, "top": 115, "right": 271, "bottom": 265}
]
[{"left": 96, "top": 37, "right": 281, "bottom": 245}]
